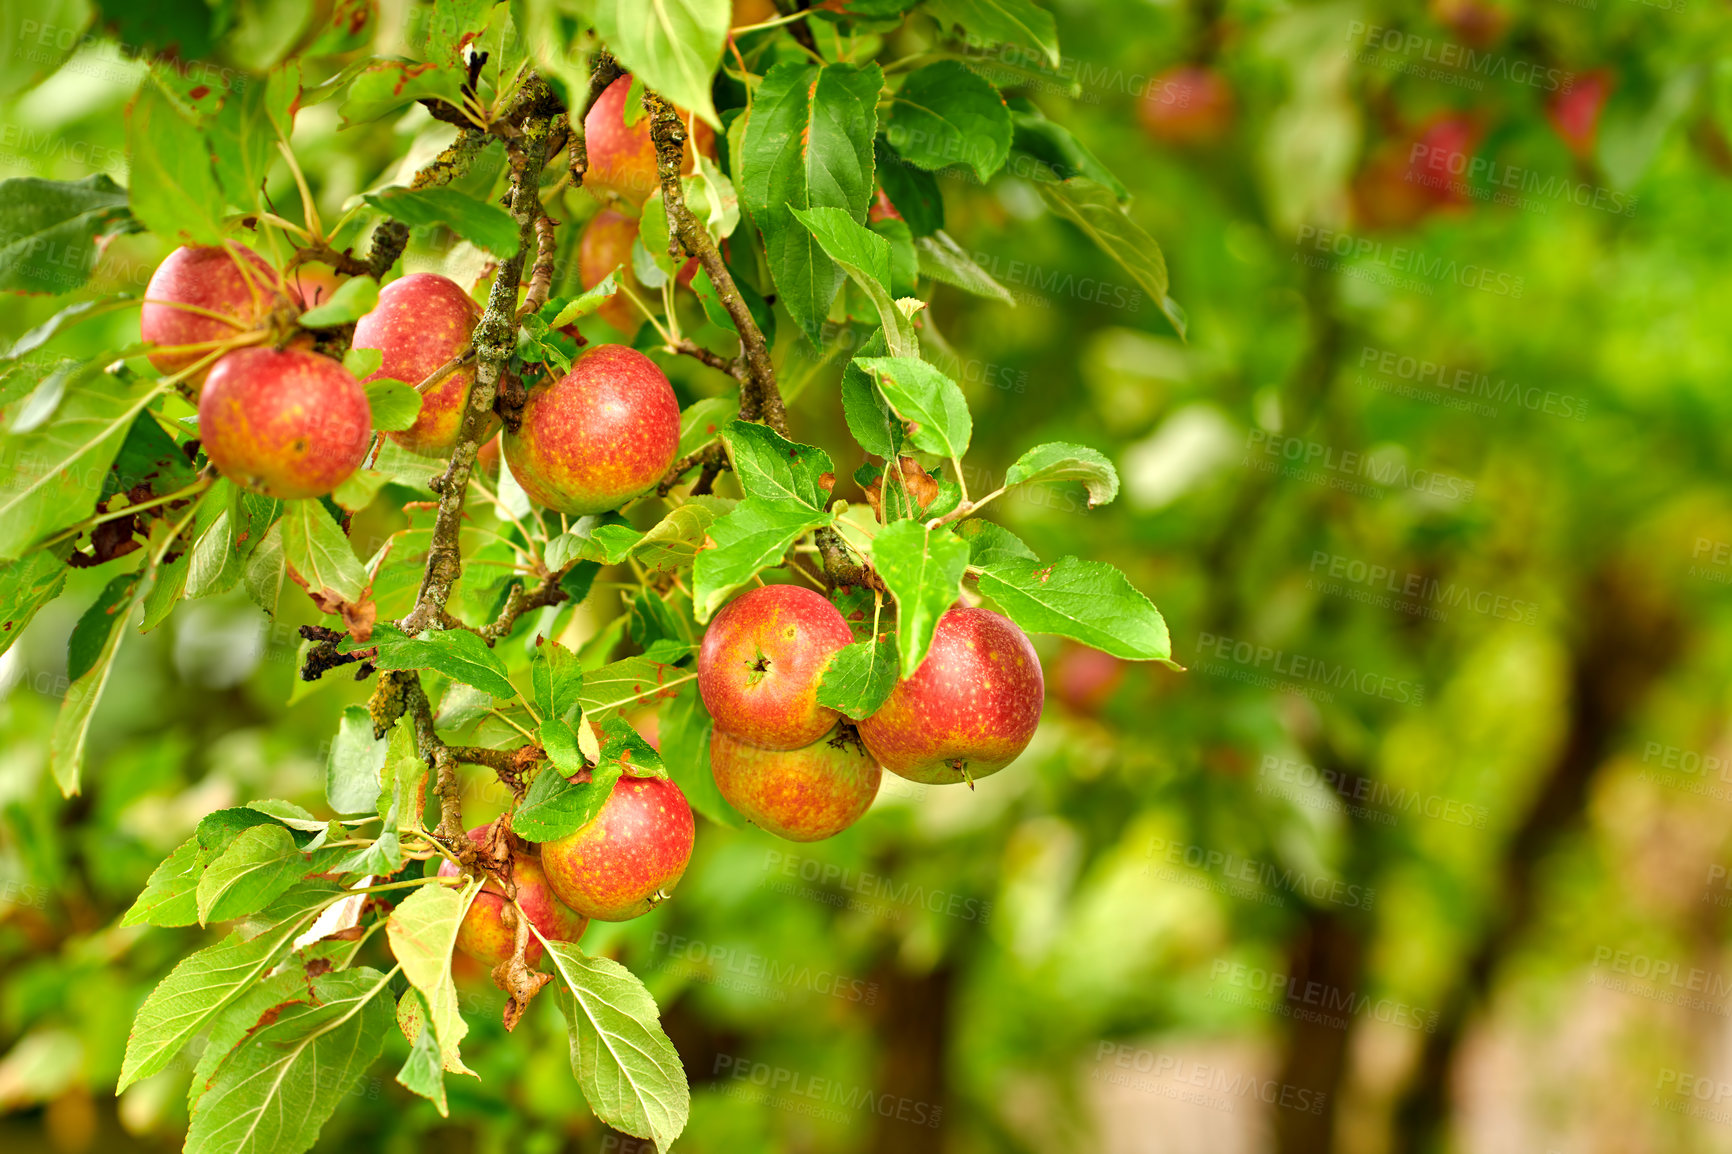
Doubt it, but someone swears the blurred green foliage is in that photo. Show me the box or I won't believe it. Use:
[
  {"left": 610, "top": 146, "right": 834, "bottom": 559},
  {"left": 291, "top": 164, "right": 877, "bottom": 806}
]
[{"left": 4, "top": 1, "right": 1732, "bottom": 1153}]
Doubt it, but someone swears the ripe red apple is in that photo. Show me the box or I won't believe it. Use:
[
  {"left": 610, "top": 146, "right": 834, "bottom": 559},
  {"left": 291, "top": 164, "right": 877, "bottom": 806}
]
[
  {"left": 541, "top": 774, "right": 695, "bottom": 921},
  {"left": 584, "top": 75, "right": 716, "bottom": 207},
  {"left": 857, "top": 606, "right": 1043, "bottom": 784},
  {"left": 698, "top": 584, "right": 855, "bottom": 750},
  {"left": 502, "top": 344, "right": 680, "bottom": 515},
  {"left": 710, "top": 726, "right": 880, "bottom": 842},
  {"left": 285, "top": 261, "right": 348, "bottom": 310},
  {"left": 476, "top": 432, "right": 501, "bottom": 478},
  {"left": 1139, "top": 66, "right": 1234, "bottom": 146},
  {"left": 1352, "top": 115, "right": 1480, "bottom": 230},
  {"left": 580, "top": 208, "right": 648, "bottom": 336},
  {"left": 141, "top": 245, "right": 287, "bottom": 383},
  {"left": 198, "top": 347, "right": 371, "bottom": 499},
  {"left": 436, "top": 825, "right": 588, "bottom": 968},
  {"left": 1052, "top": 643, "right": 1125, "bottom": 715},
  {"left": 1549, "top": 71, "right": 1611, "bottom": 159},
  {"left": 352, "top": 272, "right": 491, "bottom": 458}
]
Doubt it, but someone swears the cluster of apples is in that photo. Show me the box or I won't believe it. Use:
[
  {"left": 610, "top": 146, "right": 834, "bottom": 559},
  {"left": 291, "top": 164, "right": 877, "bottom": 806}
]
[
  {"left": 437, "top": 585, "right": 1047, "bottom": 969},
  {"left": 141, "top": 247, "right": 683, "bottom": 513}
]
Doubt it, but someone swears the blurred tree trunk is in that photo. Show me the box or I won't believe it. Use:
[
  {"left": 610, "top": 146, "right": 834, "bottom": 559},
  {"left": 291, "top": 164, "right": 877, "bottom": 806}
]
[
  {"left": 1271, "top": 908, "right": 1366, "bottom": 1154},
  {"left": 869, "top": 964, "right": 952, "bottom": 1154},
  {"left": 1387, "top": 562, "right": 1685, "bottom": 1154}
]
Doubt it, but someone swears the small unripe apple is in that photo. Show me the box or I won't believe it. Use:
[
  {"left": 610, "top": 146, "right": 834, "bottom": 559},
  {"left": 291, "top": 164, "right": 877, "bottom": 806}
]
[
  {"left": 198, "top": 347, "right": 371, "bottom": 499},
  {"left": 436, "top": 825, "right": 588, "bottom": 968},
  {"left": 352, "top": 272, "right": 492, "bottom": 458},
  {"left": 502, "top": 344, "right": 680, "bottom": 515},
  {"left": 857, "top": 606, "right": 1043, "bottom": 784},
  {"left": 699, "top": 584, "right": 855, "bottom": 750},
  {"left": 580, "top": 208, "right": 648, "bottom": 336},
  {"left": 584, "top": 75, "right": 716, "bottom": 207},
  {"left": 141, "top": 245, "right": 287, "bottom": 383},
  {"left": 732, "top": 0, "right": 779, "bottom": 28},
  {"left": 710, "top": 727, "right": 881, "bottom": 842},
  {"left": 541, "top": 775, "right": 695, "bottom": 921},
  {"left": 1139, "top": 66, "right": 1234, "bottom": 146}
]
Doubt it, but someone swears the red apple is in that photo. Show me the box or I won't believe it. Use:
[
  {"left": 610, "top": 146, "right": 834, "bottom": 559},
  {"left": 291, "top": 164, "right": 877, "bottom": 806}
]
[
  {"left": 580, "top": 208, "right": 648, "bottom": 336},
  {"left": 502, "top": 344, "right": 680, "bottom": 515},
  {"left": 352, "top": 272, "right": 492, "bottom": 458},
  {"left": 732, "top": 0, "right": 779, "bottom": 28},
  {"left": 710, "top": 726, "right": 880, "bottom": 842},
  {"left": 541, "top": 775, "right": 695, "bottom": 921},
  {"left": 476, "top": 432, "right": 501, "bottom": 478},
  {"left": 198, "top": 347, "right": 371, "bottom": 499},
  {"left": 141, "top": 245, "right": 287, "bottom": 383},
  {"left": 584, "top": 75, "right": 716, "bottom": 207},
  {"left": 1052, "top": 643, "right": 1125, "bottom": 715},
  {"left": 1139, "top": 66, "right": 1234, "bottom": 146},
  {"left": 285, "top": 261, "right": 348, "bottom": 310},
  {"left": 857, "top": 606, "right": 1043, "bottom": 784},
  {"left": 436, "top": 825, "right": 588, "bottom": 968},
  {"left": 1549, "top": 71, "right": 1611, "bottom": 159},
  {"left": 1352, "top": 115, "right": 1480, "bottom": 230},
  {"left": 698, "top": 584, "right": 855, "bottom": 750},
  {"left": 1429, "top": 0, "right": 1509, "bottom": 48}
]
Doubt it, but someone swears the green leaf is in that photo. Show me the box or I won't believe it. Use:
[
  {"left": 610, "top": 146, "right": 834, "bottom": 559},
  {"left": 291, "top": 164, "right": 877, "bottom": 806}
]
[
  {"left": 121, "top": 837, "right": 204, "bottom": 928},
  {"left": 589, "top": 0, "right": 729, "bottom": 129},
  {"left": 50, "top": 568, "right": 147, "bottom": 794},
  {"left": 870, "top": 519, "right": 970, "bottom": 676},
  {"left": 925, "top": 0, "right": 1060, "bottom": 67},
  {"left": 364, "top": 377, "right": 423, "bottom": 432},
  {"left": 532, "top": 637, "right": 585, "bottom": 721},
  {"left": 634, "top": 505, "right": 717, "bottom": 576},
  {"left": 515, "top": 760, "right": 624, "bottom": 843},
  {"left": 0, "top": 370, "right": 156, "bottom": 561},
  {"left": 853, "top": 356, "right": 973, "bottom": 459},
  {"left": 369, "top": 623, "right": 517, "bottom": 699},
  {"left": 790, "top": 206, "right": 918, "bottom": 356},
  {"left": 577, "top": 655, "right": 699, "bottom": 725},
  {"left": 816, "top": 635, "right": 900, "bottom": 719},
  {"left": 332, "top": 468, "right": 391, "bottom": 513},
  {"left": 838, "top": 329, "right": 901, "bottom": 459},
  {"left": 0, "top": 547, "right": 67, "bottom": 656},
  {"left": 183, "top": 967, "right": 394, "bottom": 1154},
  {"left": 723, "top": 419, "right": 834, "bottom": 511},
  {"left": 955, "top": 518, "right": 1037, "bottom": 567},
  {"left": 0, "top": 175, "right": 133, "bottom": 294},
  {"left": 915, "top": 231, "right": 1016, "bottom": 305},
  {"left": 297, "top": 274, "right": 380, "bottom": 327},
  {"left": 874, "top": 136, "right": 944, "bottom": 236},
  {"left": 977, "top": 556, "right": 1173, "bottom": 662},
  {"left": 327, "top": 705, "right": 387, "bottom": 815},
  {"left": 339, "top": 58, "right": 467, "bottom": 125},
  {"left": 691, "top": 498, "right": 831, "bottom": 622},
  {"left": 658, "top": 683, "right": 741, "bottom": 828},
  {"left": 117, "top": 886, "right": 336, "bottom": 1091},
  {"left": 195, "top": 823, "right": 304, "bottom": 925},
  {"left": 739, "top": 62, "right": 883, "bottom": 343},
  {"left": 886, "top": 60, "right": 1012, "bottom": 181},
  {"left": 547, "top": 946, "right": 690, "bottom": 1152},
  {"left": 395, "top": 991, "right": 449, "bottom": 1116},
  {"left": 243, "top": 517, "right": 286, "bottom": 614},
  {"left": 547, "top": 270, "right": 622, "bottom": 327},
  {"left": 1036, "top": 176, "right": 1184, "bottom": 338},
  {"left": 1005, "top": 442, "right": 1119, "bottom": 507},
  {"left": 386, "top": 878, "right": 482, "bottom": 1077},
  {"left": 127, "top": 77, "right": 224, "bottom": 246},
  {"left": 207, "top": 78, "right": 276, "bottom": 216},
  {"left": 186, "top": 968, "right": 308, "bottom": 1112},
  {"left": 676, "top": 396, "right": 739, "bottom": 458},
  {"left": 66, "top": 573, "right": 137, "bottom": 682},
  {"left": 1008, "top": 101, "right": 1127, "bottom": 199},
  {"left": 363, "top": 186, "right": 521, "bottom": 259},
  {"left": 279, "top": 498, "right": 368, "bottom": 605}
]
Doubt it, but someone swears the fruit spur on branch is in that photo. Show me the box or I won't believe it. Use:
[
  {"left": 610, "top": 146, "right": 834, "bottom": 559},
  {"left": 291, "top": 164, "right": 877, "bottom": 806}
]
[{"left": 0, "top": 7, "right": 1181, "bottom": 1149}]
